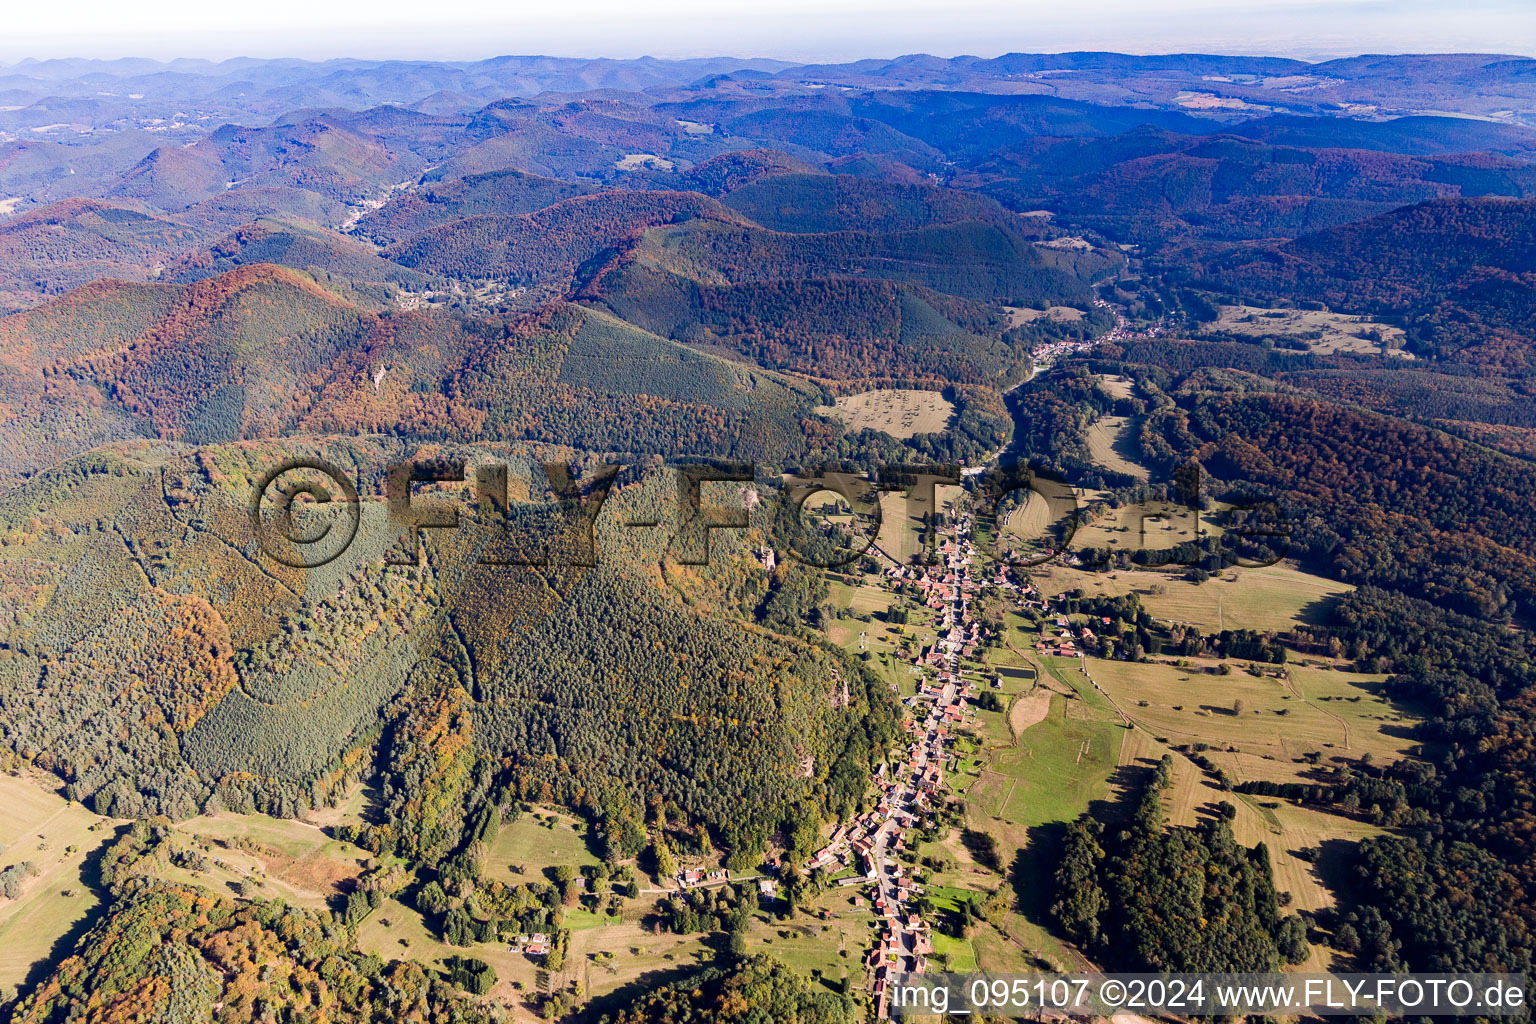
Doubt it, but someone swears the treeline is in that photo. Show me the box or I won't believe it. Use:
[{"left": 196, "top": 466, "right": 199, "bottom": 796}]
[
  {"left": 596, "top": 954, "right": 854, "bottom": 1024},
  {"left": 11, "top": 821, "right": 497, "bottom": 1024},
  {"left": 385, "top": 190, "right": 736, "bottom": 284},
  {"left": 1052, "top": 755, "right": 1309, "bottom": 971},
  {"left": 1305, "top": 586, "right": 1536, "bottom": 972},
  {"left": 1145, "top": 389, "right": 1536, "bottom": 620}
]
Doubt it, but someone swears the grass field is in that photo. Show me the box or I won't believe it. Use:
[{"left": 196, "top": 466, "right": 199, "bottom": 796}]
[
  {"left": 966, "top": 688, "right": 1125, "bottom": 858},
  {"left": 1035, "top": 561, "right": 1351, "bottom": 632},
  {"left": 1084, "top": 415, "right": 1149, "bottom": 481},
  {"left": 614, "top": 153, "right": 674, "bottom": 171},
  {"left": 358, "top": 892, "right": 732, "bottom": 1023},
  {"left": 996, "top": 486, "right": 1082, "bottom": 566},
  {"left": 999, "top": 488, "right": 1057, "bottom": 540},
  {"left": 1097, "top": 374, "right": 1136, "bottom": 400},
  {"left": 1085, "top": 657, "right": 1417, "bottom": 783},
  {"left": 1214, "top": 304, "right": 1410, "bottom": 358},
  {"left": 176, "top": 812, "right": 376, "bottom": 909},
  {"left": 824, "top": 576, "right": 914, "bottom": 657},
  {"left": 816, "top": 389, "right": 955, "bottom": 439},
  {"left": 1069, "top": 498, "right": 1218, "bottom": 555},
  {"left": 356, "top": 895, "right": 547, "bottom": 1017},
  {"left": 873, "top": 484, "right": 960, "bottom": 565},
  {"left": 1114, "top": 724, "right": 1387, "bottom": 968},
  {"left": 744, "top": 892, "right": 875, "bottom": 992},
  {"left": 952, "top": 657, "right": 1125, "bottom": 971},
  {"left": 0, "top": 774, "right": 116, "bottom": 990},
  {"left": 486, "top": 809, "right": 603, "bottom": 882},
  {"left": 1004, "top": 305, "right": 1085, "bottom": 326}
]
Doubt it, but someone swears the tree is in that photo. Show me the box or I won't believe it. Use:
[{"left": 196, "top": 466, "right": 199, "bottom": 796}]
[
  {"left": 652, "top": 839, "right": 676, "bottom": 880},
  {"left": 446, "top": 956, "right": 497, "bottom": 995},
  {"left": 1277, "top": 916, "right": 1310, "bottom": 964}
]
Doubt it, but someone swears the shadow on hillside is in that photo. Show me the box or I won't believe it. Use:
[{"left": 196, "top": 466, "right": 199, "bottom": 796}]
[
  {"left": 1007, "top": 759, "right": 1148, "bottom": 932},
  {"left": 573, "top": 949, "right": 721, "bottom": 1023},
  {"left": 1010, "top": 821, "right": 1067, "bottom": 927},
  {"left": 11, "top": 821, "right": 127, "bottom": 1006}
]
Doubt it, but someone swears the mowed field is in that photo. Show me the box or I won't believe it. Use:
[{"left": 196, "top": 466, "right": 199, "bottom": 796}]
[
  {"left": 1214, "top": 304, "right": 1410, "bottom": 357},
  {"left": 0, "top": 774, "right": 117, "bottom": 989},
  {"left": 1003, "top": 305, "right": 1085, "bottom": 326},
  {"left": 1036, "top": 561, "right": 1351, "bottom": 632},
  {"left": 824, "top": 576, "right": 900, "bottom": 654},
  {"left": 1084, "top": 415, "right": 1148, "bottom": 481},
  {"left": 996, "top": 486, "right": 1084, "bottom": 566},
  {"left": 816, "top": 389, "right": 955, "bottom": 439},
  {"left": 1114, "top": 727, "right": 1386, "bottom": 943},
  {"left": 874, "top": 484, "right": 961, "bottom": 565},
  {"left": 1085, "top": 657, "right": 1418, "bottom": 785},
  {"left": 1097, "top": 374, "right": 1135, "bottom": 400},
  {"left": 1069, "top": 498, "right": 1222, "bottom": 555},
  {"left": 485, "top": 809, "right": 603, "bottom": 882}
]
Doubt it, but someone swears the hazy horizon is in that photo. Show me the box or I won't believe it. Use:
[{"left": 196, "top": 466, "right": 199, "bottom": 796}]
[{"left": 2, "top": 0, "right": 1533, "bottom": 64}]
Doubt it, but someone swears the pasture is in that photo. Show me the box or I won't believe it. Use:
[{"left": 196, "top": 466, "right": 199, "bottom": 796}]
[
  {"left": 1085, "top": 657, "right": 1417, "bottom": 784},
  {"left": 176, "top": 811, "right": 374, "bottom": 909},
  {"left": 1003, "top": 305, "right": 1085, "bottom": 326},
  {"left": 1084, "top": 415, "right": 1149, "bottom": 481},
  {"left": 743, "top": 894, "right": 876, "bottom": 991},
  {"left": 965, "top": 689, "right": 1125, "bottom": 853},
  {"left": 1069, "top": 498, "right": 1219, "bottom": 555},
  {"left": 1214, "top": 304, "right": 1410, "bottom": 358},
  {"left": 0, "top": 773, "right": 116, "bottom": 990},
  {"left": 1035, "top": 561, "right": 1351, "bottom": 633},
  {"left": 1097, "top": 374, "right": 1136, "bottom": 400},
  {"left": 486, "top": 808, "right": 603, "bottom": 881},
  {"left": 816, "top": 389, "right": 955, "bottom": 439},
  {"left": 874, "top": 483, "right": 960, "bottom": 565}
]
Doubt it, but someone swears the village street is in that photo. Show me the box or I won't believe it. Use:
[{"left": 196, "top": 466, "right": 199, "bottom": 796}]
[{"left": 806, "top": 497, "right": 1004, "bottom": 1017}]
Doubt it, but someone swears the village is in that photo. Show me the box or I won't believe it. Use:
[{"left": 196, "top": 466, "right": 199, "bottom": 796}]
[{"left": 791, "top": 493, "right": 1079, "bottom": 1018}]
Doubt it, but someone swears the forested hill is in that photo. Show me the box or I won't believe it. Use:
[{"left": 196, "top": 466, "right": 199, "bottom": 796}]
[
  {"left": 0, "top": 266, "right": 832, "bottom": 484},
  {"left": 975, "top": 131, "right": 1536, "bottom": 245},
  {"left": 1177, "top": 198, "right": 1536, "bottom": 368},
  {"left": 1144, "top": 387, "right": 1536, "bottom": 619},
  {"left": 0, "top": 434, "right": 899, "bottom": 858},
  {"left": 383, "top": 190, "right": 746, "bottom": 285}
]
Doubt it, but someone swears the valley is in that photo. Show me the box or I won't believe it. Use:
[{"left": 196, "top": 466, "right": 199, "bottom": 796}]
[{"left": 0, "top": 43, "right": 1533, "bottom": 1024}]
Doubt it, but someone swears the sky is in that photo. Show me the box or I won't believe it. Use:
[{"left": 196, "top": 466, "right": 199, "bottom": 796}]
[{"left": 2, "top": 0, "right": 1533, "bottom": 63}]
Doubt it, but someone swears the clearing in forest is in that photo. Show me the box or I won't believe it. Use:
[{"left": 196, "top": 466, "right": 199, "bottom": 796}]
[
  {"left": 1084, "top": 415, "right": 1149, "bottom": 481},
  {"left": 1214, "top": 304, "right": 1411, "bottom": 357},
  {"left": 817, "top": 389, "right": 955, "bottom": 439}
]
